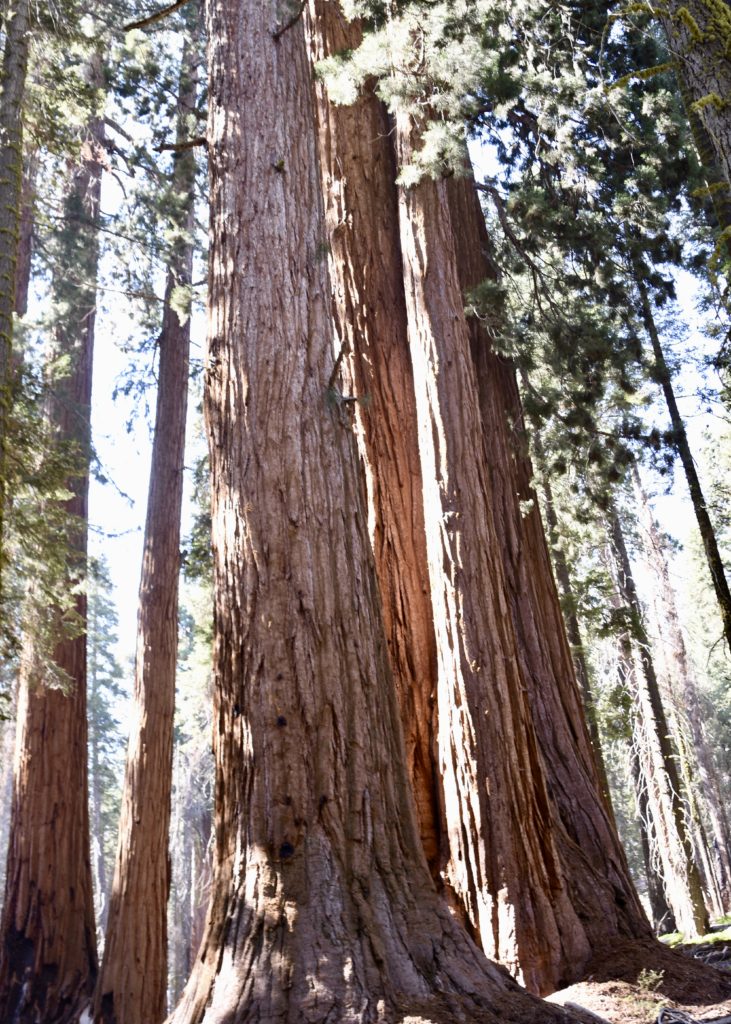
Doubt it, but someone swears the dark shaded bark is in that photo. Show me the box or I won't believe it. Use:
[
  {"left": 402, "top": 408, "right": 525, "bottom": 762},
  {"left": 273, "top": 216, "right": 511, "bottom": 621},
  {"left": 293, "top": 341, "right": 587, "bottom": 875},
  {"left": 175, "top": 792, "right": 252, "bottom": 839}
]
[
  {"left": 165, "top": 3, "right": 575, "bottom": 1022},
  {"left": 0, "top": 104, "right": 104, "bottom": 1023},
  {"left": 95, "top": 17, "right": 200, "bottom": 1024}
]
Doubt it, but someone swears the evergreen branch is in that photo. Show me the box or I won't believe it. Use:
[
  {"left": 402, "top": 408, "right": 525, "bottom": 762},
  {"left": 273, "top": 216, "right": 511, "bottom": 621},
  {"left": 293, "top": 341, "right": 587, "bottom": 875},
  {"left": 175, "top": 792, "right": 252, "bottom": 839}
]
[
  {"left": 272, "top": 0, "right": 305, "bottom": 41},
  {"left": 155, "top": 135, "right": 206, "bottom": 152},
  {"left": 123, "top": 0, "right": 190, "bottom": 32}
]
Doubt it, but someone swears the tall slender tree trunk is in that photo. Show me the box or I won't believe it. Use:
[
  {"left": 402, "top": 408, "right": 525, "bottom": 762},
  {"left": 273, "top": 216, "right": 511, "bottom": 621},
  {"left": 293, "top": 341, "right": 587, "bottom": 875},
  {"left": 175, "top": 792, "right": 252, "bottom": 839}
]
[
  {"left": 634, "top": 269, "right": 731, "bottom": 654},
  {"left": 95, "top": 19, "right": 200, "bottom": 1024},
  {"left": 607, "top": 504, "right": 709, "bottom": 936},
  {"left": 629, "top": 739, "right": 678, "bottom": 934},
  {"left": 0, "top": 0, "right": 31, "bottom": 601},
  {"left": 306, "top": 3, "right": 443, "bottom": 878},
  {"left": 632, "top": 467, "right": 731, "bottom": 913},
  {"left": 445, "top": 173, "right": 650, "bottom": 957},
  {"left": 166, "top": 4, "right": 571, "bottom": 1021},
  {"left": 14, "top": 152, "right": 36, "bottom": 318},
  {"left": 0, "top": 103, "right": 104, "bottom": 1023}
]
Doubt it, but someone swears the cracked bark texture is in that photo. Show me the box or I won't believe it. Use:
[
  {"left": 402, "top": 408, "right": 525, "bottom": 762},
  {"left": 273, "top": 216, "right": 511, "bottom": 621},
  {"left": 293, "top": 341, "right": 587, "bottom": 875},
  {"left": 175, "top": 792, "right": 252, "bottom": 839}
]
[
  {"left": 659, "top": 0, "right": 731, "bottom": 196},
  {"left": 394, "top": 116, "right": 593, "bottom": 996},
  {"left": 94, "top": 15, "right": 200, "bottom": 1024},
  {"left": 444, "top": 172, "right": 650, "bottom": 962},
  {"left": 306, "top": 1, "right": 443, "bottom": 881},
  {"left": 165, "top": 3, "right": 579, "bottom": 1021},
  {"left": 0, "top": 108, "right": 104, "bottom": 1024}
]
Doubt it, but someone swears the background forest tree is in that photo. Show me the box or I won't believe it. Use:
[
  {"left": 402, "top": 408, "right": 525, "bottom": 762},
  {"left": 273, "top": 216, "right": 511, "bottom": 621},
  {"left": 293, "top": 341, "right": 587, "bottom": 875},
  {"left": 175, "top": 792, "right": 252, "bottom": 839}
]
[{"left": 0, "top": 0, "right": 731, "bottom": 1022}]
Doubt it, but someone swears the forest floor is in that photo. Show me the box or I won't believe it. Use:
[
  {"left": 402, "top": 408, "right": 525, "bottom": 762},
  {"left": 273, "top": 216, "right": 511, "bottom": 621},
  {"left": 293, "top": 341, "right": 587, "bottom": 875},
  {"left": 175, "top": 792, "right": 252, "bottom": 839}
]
[{"left": 547, "top": 929, "right": 731, "bottom": 1024}]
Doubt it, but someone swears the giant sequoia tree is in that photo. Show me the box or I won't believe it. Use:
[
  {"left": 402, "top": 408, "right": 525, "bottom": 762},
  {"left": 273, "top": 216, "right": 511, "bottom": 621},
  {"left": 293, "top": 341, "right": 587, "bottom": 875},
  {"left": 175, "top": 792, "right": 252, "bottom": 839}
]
[{"left": 165, "top": 2, "right": 575, "bottom": 1021}]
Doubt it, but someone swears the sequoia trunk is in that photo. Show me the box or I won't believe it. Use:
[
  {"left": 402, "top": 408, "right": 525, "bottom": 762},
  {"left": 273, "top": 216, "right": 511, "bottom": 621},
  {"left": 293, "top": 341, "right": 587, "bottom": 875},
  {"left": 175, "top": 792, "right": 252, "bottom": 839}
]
[
  {"left": 306, "top": 1, "right": 442, "bottom": 878},
  {"left": 165, "top": 3, "right": 574, "bottom": 1022},
  {"left": 0, "top": 110, "right": 104, "bottom": 1023},
  {"left": 445, "top": 173, "right": 650, "bottom": 954},
  {"left": 95, "top": 20, "right": 199, "bottom": 1024},
  {"left": 395, "top": 118, "right": 593, "bottom": 995}
]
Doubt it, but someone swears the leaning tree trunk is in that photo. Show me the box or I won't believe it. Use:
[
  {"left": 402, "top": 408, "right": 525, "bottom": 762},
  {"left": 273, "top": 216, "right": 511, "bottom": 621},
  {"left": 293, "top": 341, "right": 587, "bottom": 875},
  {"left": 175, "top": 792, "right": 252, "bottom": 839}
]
[
  {"left": 607, "top": 505, "right": 709, "bottom": 937},
  {"left": 444, "top": 173, "right": 650, "bottom": 957},
  {"left": 306, "top": 2, "right": 443, "bottom": 879},
  {"left": 95, "top": 18, "right": 200, "bottom": 1024},
  {"left": 165, "top": 3, "right": 574, "bottom": 1022},
  {"left": 0, "top": 108, "right": 104, "bottom": 1023},
  {"left": 0, "top": 0, "right": 31, "bottom": 602},
  {"left": 634, "top": 267, "right": 731, "bottom": 654}
]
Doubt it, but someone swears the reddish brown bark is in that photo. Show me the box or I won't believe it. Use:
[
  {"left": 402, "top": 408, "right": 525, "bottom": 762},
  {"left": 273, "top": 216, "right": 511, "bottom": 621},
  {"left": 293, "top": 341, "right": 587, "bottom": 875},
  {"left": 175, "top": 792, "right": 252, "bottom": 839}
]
[
  {"left": 0, "top": 112, "right": 104, "bottom": 1023},
  {"left": 165, "top": 3, "right": 574, "bottom": 1021},
  {"left": 95, "top": 21, "right": 199, "bottom": 1024},
  {"left": 445, "top": 173, "right": 651, "bottom": 958},
  {"left": 306, "top": 1, "right": 443, "bottom": 879},
  {"left": 394, "top": 115, "right": 593, "bottom": 995}
]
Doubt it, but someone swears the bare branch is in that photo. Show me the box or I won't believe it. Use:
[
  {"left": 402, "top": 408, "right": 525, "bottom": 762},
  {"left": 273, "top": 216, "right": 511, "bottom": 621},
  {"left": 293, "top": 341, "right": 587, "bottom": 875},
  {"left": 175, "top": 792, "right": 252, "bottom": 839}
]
[
  {"left": 155, "top": 135, "right": 206, "bottom": 153},
  {"left": 123, "top": 0, "right": 190, "bottom": 32},
  {"left": 272, "top": 0, "right": 305, "bottom": 41}
]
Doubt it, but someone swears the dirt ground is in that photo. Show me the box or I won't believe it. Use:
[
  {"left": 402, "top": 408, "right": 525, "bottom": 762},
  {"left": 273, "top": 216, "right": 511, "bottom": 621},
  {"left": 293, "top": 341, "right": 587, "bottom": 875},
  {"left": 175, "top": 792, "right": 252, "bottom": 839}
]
[{"left": 547, "top": 937, "right": 731, "bottom": 1024}]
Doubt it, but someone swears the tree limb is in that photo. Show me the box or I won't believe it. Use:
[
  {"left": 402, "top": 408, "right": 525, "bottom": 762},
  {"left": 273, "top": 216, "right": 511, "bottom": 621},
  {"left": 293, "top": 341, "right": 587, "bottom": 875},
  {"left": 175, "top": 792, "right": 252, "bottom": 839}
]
[
  {"left": 123, "top": 0, "right": 190, "bottom": 32},
  {"left": 272, "top": 0, "right": 305, "bottom": 41},
  {"left": 155, "top": 135, "right": 206, "bottom": 152}
]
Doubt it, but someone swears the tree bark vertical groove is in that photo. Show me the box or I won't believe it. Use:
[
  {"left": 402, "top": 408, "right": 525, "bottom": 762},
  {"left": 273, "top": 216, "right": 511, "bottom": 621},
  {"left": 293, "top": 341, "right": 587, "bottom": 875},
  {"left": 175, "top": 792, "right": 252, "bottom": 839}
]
[
  {"left": 306, "top": 2, "right": 443, "bottom": 881},
  {"left": 395, "top": 119, "right": 592, "bottom": 995},
  {"left": 445, "top": 173, "right": 650, "bottom": 956},
  {"left": 165, "top": 3, "right": 573, "bottom": 1021},
  {"left": 0, "top": 103, "right": 104, "bottom": 1023},
  {"left": 95, "top": 18, "right": 200, "bottom": 1023}
]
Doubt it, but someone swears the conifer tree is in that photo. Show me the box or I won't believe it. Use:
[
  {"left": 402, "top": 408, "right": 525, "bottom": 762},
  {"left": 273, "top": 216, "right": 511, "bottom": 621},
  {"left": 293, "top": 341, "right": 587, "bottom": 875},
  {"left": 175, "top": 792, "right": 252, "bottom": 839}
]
[
  {"left": 95, "top": 9, "right": 202, "bottom": 1019},
  {"left": 0, "top": 0, "right": 31, "bottom": 600},
  {"left": 165, "top": 2, "right": 572, "bottom": 1020},
  {"left": 0, "top": 58, "right": 105, "bottom": 1019},
  {"left": 607, "top": 502, "right": 709, "bottom": 936}
]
